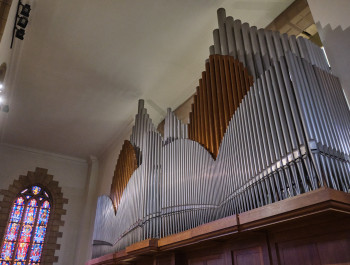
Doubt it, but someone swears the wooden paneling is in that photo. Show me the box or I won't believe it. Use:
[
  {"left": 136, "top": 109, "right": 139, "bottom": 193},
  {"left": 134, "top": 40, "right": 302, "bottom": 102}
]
[
  {"left": 233, "top": 247, "right": 264, "bottom": 265},
  {"left": 88, "top": 189, "right": 350, "bottom": 265}
]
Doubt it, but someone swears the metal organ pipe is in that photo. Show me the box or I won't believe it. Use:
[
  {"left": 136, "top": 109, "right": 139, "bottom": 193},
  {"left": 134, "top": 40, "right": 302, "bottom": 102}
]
[{"left": 92, "top": 8, "right": 350, "bottom": 259}]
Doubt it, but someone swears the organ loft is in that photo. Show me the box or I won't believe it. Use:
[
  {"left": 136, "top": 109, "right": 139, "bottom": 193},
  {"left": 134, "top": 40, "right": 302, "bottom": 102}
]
[{"left": 89, "top": 8, "right": 350, "bottom": 265}]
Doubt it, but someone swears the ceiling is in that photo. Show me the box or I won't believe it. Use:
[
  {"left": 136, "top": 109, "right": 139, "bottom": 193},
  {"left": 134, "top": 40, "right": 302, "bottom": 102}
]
[{"left": 0, "top": 0, "right": 294, "bottom": 159}]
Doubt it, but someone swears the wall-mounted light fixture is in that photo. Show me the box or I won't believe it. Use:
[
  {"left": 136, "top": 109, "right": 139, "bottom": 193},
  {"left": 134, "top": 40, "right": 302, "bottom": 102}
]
[{"left": 10, "top": 1, "right": 31, "bottom": 48}]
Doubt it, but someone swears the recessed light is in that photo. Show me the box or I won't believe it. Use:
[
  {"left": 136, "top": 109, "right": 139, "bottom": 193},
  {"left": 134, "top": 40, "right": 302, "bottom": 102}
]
[{"left": 0, "top": 84, "right": 3, "bottom": 89}]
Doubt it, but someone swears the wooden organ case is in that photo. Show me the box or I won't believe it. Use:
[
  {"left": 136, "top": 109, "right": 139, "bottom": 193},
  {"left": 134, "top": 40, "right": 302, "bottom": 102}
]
[{"left": 88, "top": 8, "right": 350, "bottom": 265}]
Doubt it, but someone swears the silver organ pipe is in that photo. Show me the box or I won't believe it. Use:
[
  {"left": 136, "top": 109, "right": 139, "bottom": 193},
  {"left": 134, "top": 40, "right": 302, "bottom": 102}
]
[{"left": 92, "top": 8, "right": 350, "bottom": 259}]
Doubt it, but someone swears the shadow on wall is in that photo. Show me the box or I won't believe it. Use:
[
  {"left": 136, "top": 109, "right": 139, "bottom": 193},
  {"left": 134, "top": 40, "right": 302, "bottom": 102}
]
[{"left": 316, "top": 22, "right": 350, "bottom": 102}]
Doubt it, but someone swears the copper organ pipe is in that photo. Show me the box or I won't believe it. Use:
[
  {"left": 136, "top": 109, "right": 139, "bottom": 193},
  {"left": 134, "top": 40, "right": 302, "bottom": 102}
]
[{"left": 188, "top": 54, "right": 253, "bottom": 158}]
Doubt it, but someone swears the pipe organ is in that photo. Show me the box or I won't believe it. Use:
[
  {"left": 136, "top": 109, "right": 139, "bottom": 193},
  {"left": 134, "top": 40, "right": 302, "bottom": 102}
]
[{"left": 92, "top": 8, "right": 350, "bottom": 259}]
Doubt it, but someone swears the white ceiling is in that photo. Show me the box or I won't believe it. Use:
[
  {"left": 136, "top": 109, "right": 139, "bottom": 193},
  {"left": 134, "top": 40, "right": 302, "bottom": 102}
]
[{"left": 1, "top": 0, "right": 293, "bottom": 159}]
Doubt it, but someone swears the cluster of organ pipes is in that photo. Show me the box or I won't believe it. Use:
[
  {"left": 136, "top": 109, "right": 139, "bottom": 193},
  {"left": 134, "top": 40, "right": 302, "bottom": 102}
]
[{"left": 92, "top": 8, "right": 350, "bottom": 259}]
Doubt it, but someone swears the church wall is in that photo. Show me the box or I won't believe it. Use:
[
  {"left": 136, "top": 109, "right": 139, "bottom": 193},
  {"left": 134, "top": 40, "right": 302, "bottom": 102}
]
[
  {"left": 307, "top": 0, "right": 350, "bottom": 103},
  {"left": 0, "top": 143, "right": 89, "bottom": 265}
]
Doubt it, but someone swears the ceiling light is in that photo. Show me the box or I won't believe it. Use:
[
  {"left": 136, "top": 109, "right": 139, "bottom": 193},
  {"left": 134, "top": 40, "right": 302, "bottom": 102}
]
[
  {"left": 17, "top": 16, "right": 28, "bottom": 28},
  {"left": 15, "top": 28, "right": 25, "bottom": 40},
  {"left": 0, "top": 84, "right": 3, "bottom": 89},
  {"left": 0, "top": 97, "right": 4, "bottom": 103},
  {"left": 20, "top": 4, "right": 31, "bottom": 17}
]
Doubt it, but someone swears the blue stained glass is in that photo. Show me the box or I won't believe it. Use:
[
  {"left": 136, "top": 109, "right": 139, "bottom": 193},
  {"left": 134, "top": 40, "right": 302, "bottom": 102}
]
[
  {"left": 14, "top": 262, "right": 26, "bottom": 265},
  {"left": 26, "top": 195, "right": 31, "bottom": 199},
  {"left": 28, "top": 199, "right": 37, "bottom": 208},
  {"left": 0, "top": 241, "right": 15, "bottom": 260},
  {"left": 10, "top": 204, "right": 24, "bottom": 223},
  {"left": 0, "top": 261, "right": 10, "bottom": 265},
  {"left": 5, "top": 223, "right": 20, "bottom": 241},
  {"left": 29, "top": 244, "right": 43, "bottom": 262},
  {"left": 33, "top": 226, "right": 46, "bottom": 243},
  {"left": 37, "top": 208, "right": 50, "bottom": 226},
  {"left": 32, "top": 186, "right": 41, "bottom": 195}
]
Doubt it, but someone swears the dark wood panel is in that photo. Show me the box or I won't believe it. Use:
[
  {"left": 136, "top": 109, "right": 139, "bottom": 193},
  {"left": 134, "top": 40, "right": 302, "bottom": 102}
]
[
  {"left": 279, "top": 242, "right": 321, "bottom": 265},
  {"left": 317, "top": 238, "right": 350, "bottom": 265},
  {"left": 233, "top": 247, "right": 264, "bottom": 265}
]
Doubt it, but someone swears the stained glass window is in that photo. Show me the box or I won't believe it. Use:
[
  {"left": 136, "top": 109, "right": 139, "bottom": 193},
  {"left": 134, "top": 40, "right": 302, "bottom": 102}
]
[{"left": 0, "top": 187, "right": 51, "bottom": 265}]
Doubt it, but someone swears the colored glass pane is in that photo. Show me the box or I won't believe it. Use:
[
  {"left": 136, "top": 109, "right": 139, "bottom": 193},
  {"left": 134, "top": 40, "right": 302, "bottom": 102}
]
[
  {"left": 15, "top": 197, "right": 24, "bottom": 205},
  {"left": 10, "top": 205, "right": 24, "bottom": 223},
  {"left": 19, "top": 225, "right": 33, "bottom": 243},
  {"left": 25, "top": 196, "right": 31, "bottom": 199},
  {"left": 23, "top": 202, "right": 37, "bottom": 225},
  {"left": 44, "top": 191, "right": 49, "bottom": 198},
  {"left": 14, "top": 262, "right": 25, "bottom": 265},
  {"left": 28, "top": 200, "right": 37, "bottom": 208},
  {"left": 32, "top": 186, "right": 41, "bottom": 195},
  {"left": 33, "top": 226, "right": 46, "bottom": 243},
  {"left": 14, "top": 242, "right": 29, "bottom": 261},
  {"left": 37, "top": 209, "right": 49, "bottom": 226},
  {"left": 20, "top": 189, "right": 28, "bottom": 194},
  {"left": 29, "top": 244, "right": 43, "bottom": 262},
  {"left": 0, "top": 241, "right": 15, "bottom": 260},
  {"left": 0, "top": 261, "right": 10, "bottom": 265},
  {"left": 5, "top": 223, "right": 20, "bottom": 241},
  {"left": 42, "top": 201, "right": 50, "bottom": 209}
]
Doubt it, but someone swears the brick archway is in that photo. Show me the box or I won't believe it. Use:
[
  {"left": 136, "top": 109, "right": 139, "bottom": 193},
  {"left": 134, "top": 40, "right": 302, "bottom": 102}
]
[{"left": 0, "top": 167, "right": 68, "bottom": 265}]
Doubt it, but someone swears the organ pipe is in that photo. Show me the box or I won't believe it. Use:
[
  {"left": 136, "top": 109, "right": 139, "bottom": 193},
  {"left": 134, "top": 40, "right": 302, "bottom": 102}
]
[
  {"left": 189, "top": 55, "right": 253, "bottom": 158},
  {"left": 92, "top": 8, "right": 350, "bottom": 259}
]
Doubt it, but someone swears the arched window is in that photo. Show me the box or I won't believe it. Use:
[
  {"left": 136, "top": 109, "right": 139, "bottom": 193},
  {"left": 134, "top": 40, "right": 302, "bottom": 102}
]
[{"left": 0, "top": 185, "right": 51, "bottom": 264}]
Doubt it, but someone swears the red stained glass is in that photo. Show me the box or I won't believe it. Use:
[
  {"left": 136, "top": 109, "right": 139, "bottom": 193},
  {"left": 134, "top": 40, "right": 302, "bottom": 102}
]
[
  {"left": 19, "top": 225, "right": 33, "bottom": 243},
  {"left": 0, "top": 241, "right": 15, "bottom": 260},
  {"left": 14, "top": 243, "right": 29, "bottom": 261},
  {"left": 0, "top": 261, "right": 10, "bottom": 264},
  {"left": 33, "top": 226, "right": 46, "bottom": 243},
  {"left": 5, "top": 223, "right": 20, "bottom": 241},
  {"left": 29, "top": 244, "right": 43, "bottom": 262}
]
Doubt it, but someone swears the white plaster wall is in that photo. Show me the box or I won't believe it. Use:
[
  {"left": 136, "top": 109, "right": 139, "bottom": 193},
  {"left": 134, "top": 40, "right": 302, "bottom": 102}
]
[
  {"left": 307, "top": 0, "right": 350, "bottom": 102},
  {"left": 0, "top": 143, "right": 89, "bottom": 265}
]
